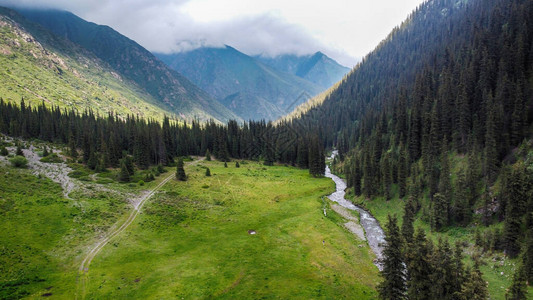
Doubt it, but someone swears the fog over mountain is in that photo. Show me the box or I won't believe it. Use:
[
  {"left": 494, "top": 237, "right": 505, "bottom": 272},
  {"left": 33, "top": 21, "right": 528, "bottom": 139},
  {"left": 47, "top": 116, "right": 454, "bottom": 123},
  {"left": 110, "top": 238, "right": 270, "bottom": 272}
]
[{"left": 0, "top": 0, "right": 426, "bottom": 67}]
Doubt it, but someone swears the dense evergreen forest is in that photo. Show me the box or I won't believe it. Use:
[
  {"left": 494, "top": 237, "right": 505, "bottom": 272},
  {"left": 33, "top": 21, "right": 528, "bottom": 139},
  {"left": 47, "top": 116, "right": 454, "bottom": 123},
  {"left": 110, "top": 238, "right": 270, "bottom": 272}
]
[
  {"left": 292, "top": 0, "right": 533, "bottom": 298},
  {"left": 0, "top": 99, "right": 325, "bottom": 177}
]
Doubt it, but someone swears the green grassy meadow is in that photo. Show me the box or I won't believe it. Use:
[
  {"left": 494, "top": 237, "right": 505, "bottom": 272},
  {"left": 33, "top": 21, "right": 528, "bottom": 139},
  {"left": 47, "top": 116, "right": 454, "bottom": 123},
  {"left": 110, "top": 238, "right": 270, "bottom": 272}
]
[
  {"left": 0, "top": 157, "right": 380, "bottom": 299},
  {"left": 85, "top": 160, "right": 379, "bottom": 299}
]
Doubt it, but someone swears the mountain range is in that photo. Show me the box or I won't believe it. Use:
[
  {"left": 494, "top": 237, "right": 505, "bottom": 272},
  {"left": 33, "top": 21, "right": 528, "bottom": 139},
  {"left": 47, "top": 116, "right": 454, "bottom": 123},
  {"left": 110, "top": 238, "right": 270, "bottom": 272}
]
[
  {"left": 0, "top": 7, "right": 349, "bottom": 122},
  {"left": 0, "top": 7, "right": 240, "bottom": 123},
  {"left": 155, "top": 46, "right": 348, "bottom": 121}
]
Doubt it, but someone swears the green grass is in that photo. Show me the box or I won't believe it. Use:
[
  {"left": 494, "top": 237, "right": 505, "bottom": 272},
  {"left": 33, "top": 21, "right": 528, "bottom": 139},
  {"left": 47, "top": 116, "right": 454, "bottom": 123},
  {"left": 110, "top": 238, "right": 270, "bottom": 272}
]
[
  {"left": 0, "top": 164, "right": 130, "bottom": 299},
  {"left": 85, "top": 161, "right": 380, "bottom": 299}
]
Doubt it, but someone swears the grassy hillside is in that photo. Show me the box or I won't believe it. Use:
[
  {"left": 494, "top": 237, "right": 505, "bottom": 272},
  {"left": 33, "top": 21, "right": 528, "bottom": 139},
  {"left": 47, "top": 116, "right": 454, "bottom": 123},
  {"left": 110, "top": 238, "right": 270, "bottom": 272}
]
[
  {"left": 0, "top": 10, "right": 174, "bottom": 120},
  {"left": 15, "top": 8, "right": 240, "bottom": 123}
]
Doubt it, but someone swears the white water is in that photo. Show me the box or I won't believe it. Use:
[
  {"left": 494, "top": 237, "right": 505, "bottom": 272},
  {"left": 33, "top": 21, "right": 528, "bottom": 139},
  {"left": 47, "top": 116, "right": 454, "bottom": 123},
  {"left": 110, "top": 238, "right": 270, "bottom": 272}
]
[{"left": 325, "top": 151, "right": 385, "bottom": 270}]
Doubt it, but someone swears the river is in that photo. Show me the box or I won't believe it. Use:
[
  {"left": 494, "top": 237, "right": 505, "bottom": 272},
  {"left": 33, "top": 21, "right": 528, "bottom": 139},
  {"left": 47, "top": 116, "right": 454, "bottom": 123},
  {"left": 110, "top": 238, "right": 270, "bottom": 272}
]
[{"left": 325, "top": 151, "right": 386, "bottom": 270}]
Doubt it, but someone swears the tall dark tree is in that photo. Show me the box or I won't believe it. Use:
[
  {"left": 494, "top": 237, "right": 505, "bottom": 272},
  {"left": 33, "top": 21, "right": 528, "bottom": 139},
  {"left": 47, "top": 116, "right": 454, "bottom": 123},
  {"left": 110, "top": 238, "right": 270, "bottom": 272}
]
[
  {"left": 176, "top": 158, "right": 187, "bottom": 181},
  {"left": 378, "top": 215, "right": 407, "bottom": 300}
]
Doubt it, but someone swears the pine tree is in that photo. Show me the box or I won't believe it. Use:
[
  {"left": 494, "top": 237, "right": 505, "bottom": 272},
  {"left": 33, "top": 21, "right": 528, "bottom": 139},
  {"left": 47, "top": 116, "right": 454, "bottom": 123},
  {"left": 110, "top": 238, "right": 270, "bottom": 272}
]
[
  {"left": 506, "top": 264, "right": 528, "bottom": 300},
  {"left": 205, "top": 167, "right": 211, "bottom": 177},
  {"left": 407, "top": 228, "right": 433, "bottom": 300},
  {"left": 378, "top": 215, "right": 407, "bottom": 300},
  {"left": 459, "top": 261, "right": 488, "bottom": 300},
  {"left": 503, "top": 165, "right": 527, "bottom": 258},
  {"left": 176, "top": 158, "right": 187, "bottom": 181},
  {"left": 119, "top": 159, "right": 130, "bottom": 182},
  {"left": 402, "top": 196, "right": 415, "bottom": 244},
  {"left": 432, "top": 193, "right": 448, "bottom": 231},
  {"left": 398, "top": 144, "right": 408, "bottom": 199}
]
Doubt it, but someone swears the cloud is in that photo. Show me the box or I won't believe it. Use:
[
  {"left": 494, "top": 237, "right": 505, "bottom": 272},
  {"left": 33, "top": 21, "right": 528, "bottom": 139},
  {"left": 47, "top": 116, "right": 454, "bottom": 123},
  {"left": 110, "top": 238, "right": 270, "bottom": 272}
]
[{"left": 0, "top": 0, "right": 396, "bottom": 66}]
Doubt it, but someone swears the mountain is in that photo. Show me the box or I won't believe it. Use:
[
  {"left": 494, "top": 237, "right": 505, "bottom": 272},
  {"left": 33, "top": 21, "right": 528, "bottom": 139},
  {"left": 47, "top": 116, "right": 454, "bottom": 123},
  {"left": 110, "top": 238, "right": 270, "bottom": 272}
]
[
  {"left": 256, "top": 52, "right": 350, "bottom": 89},
  {"left": 155, "top": 46, "right": 323, "bottom": 121},
  {"left": 12, "top": 8, "right": 240, "bottom": 123},
  {"left": 290, "top": 0, "right": 533, "bottom": 297},
  {"left": 0, "top": 7, "right": 179, "bottom": 120}
]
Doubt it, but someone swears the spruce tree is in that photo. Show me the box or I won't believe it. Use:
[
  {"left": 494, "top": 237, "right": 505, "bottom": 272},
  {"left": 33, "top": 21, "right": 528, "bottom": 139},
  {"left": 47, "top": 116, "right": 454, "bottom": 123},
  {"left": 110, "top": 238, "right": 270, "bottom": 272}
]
[
  {"left": 235, "top": 161, "right": 240, "bottom": 168},
  {"left": 503, "top": 165, "right": 527, "bottom": 258},
  {"left": 224, "top": 162, "right": 228, "bottom": 168},
  {"left": 506, "top": 264, "right": 528, "bottom": 300},
  {"left": 205, "top": 149, "right": 211, "bottom": 161},
  {"left": 119, "top": 159, "right": 130, "bottom": 182},
  {"left": 407, "top": 228, "right": 433, "bottom": 300},
  {"left": 378, "top": 215, "right": 407, "bottom": 300},
  {"left": 205, "top": 167, "right": 211, "bottom": 177},
  {"left": 176, "top": 158, "right": 187, "bottom": 181},
  {"left": 402, "top": 196, "right": 415, "bottom": 244},
  {"left": 432, "top": 193, "right": 448, "bottom": 231},
  {"left": 459, "top": 261, "right": 488, "bottom": 300}
]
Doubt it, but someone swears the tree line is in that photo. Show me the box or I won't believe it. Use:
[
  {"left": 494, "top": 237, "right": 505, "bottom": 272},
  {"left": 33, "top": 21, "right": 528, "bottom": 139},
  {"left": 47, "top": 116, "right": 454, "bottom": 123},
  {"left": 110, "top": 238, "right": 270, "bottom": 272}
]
[{"left": 0, "top": 98, "right": 325, "bottom": 177}]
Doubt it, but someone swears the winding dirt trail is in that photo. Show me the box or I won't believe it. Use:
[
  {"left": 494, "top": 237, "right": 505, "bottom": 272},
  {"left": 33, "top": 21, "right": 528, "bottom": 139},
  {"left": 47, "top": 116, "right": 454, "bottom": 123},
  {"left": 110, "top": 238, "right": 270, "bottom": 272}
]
[
  {"left": 76, "top": 171, "right": 174, "bottom": 299},
  {"left": 76, "top": 158, "right": 203, "bottom": 300}
]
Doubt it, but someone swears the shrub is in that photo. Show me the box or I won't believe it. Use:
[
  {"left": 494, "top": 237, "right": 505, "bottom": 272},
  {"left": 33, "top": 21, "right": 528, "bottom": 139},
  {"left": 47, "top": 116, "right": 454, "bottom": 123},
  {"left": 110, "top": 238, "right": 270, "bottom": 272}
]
[
  {"left": 9, "top": 156, "right": 28, "bottom": 168},
  {"left": 138, "top": 180, "right": 145, "bottom": 186},
  {"left": 0, "top": 146, "right": 8, "bottom": 156}
]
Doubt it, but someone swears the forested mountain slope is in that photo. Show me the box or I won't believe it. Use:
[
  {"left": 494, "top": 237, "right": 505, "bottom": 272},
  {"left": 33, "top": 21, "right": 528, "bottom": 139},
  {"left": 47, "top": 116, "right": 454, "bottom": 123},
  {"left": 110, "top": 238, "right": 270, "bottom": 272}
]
[
  {"left": 13, "top": 8, "right": 240, "bottom": 123},
  {"left": 155, "top": 46, "right": 323, "bottom": 121},
  {"left": 292, "top": 0, "right": 533, "bottom": 297}
]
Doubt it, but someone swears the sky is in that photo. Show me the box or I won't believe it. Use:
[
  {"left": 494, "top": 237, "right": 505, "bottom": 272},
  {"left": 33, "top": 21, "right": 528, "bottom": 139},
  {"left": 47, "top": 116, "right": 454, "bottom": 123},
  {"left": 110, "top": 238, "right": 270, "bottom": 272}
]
[{"left": 0, "top": 0, "right": 427, "bottom": 67}]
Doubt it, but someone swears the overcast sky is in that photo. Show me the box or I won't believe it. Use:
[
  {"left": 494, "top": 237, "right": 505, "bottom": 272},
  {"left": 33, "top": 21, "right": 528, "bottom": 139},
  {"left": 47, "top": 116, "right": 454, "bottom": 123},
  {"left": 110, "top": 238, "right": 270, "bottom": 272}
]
[{"left": 1, "top": 0, "right": 426, "bottom": 67}]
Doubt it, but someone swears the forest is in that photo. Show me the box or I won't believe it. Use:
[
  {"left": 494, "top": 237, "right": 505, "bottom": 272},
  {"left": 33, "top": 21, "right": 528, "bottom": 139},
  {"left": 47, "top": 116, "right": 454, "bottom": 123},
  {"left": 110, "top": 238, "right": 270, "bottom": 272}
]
[
  {"left": 290, "top": 0, "right": 533, "bottom": 298},
  {"left": 0, "top": 98, "right": 325, "bottom": 177}
]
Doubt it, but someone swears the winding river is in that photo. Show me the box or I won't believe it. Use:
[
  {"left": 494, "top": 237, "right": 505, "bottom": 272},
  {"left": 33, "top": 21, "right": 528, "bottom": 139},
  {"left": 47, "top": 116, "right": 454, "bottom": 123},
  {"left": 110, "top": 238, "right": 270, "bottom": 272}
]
[{"left": 325, "top": 151, "right": 386, "bottom": 270}]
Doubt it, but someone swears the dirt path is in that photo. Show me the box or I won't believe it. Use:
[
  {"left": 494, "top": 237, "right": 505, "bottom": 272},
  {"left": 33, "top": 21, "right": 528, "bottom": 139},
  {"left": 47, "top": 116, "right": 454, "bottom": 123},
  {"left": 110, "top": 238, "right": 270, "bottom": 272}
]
[
  {"left": 76, "top": 171, "right": 174, "bottom": 299},
  {"left": 76, "top": 157, "right": 203, "bottom": 300}
]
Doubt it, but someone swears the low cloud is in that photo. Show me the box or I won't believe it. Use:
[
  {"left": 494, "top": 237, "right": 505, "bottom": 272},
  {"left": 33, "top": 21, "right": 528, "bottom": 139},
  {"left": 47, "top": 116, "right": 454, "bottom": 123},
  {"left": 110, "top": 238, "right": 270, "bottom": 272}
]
[{"left": 0, "top": 0, "right": 356, "bottom": 66}]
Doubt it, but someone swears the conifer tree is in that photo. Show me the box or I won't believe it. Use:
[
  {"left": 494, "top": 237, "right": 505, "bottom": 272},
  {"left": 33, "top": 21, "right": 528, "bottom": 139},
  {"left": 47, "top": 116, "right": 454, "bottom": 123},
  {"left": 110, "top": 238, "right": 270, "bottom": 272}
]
[
  {"left": 506, "top": 264, "right": 528, "bottom": 300},
  {"left": 205, "top": 167, "right": 211, "bottom": 177},
  {"left": 378, "top": 215, "right": 406, "bottom": 300},
  {"left": 459, "top": 261, "right": 488, "bottom": 300},
  {"left": 402, "top": 196, "right": 415, "bottom": 244},
  {"left": 42, "top": 146, "right": 49, "bottom": 157},
  {"left": 119, "top": 159, "right": 130, "bottom": 182},
  {"left": 224, "top": 162, "right": 228, "bottom": 168},
  {"left": 407, "top": 228, "right": 433, "bottom": 300},
  {"left": 235, "top": 161, "right": 240, "bottom": 168},
  {"left": 205, "top": 149, "right": 211, "bottom": 161},
  {"left": 432, "top": 193, "right": 448, "bottom": 231},
  {"left": 503, "top": 165, "right": 527, "bottom": 258},
  {"left": 176, "top": 158, "right": 186, "bottom": 181}
]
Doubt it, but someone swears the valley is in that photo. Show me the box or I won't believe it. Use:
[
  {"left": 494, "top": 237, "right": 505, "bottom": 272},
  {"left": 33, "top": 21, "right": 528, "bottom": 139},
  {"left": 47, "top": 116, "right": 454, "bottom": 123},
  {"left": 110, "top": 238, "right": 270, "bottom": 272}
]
[
  {"left": 1, "top": 0, "right": 533, "bottom": 298},
  {"left": 0, "top": 140, "right": 378, "bottom": 299}
]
